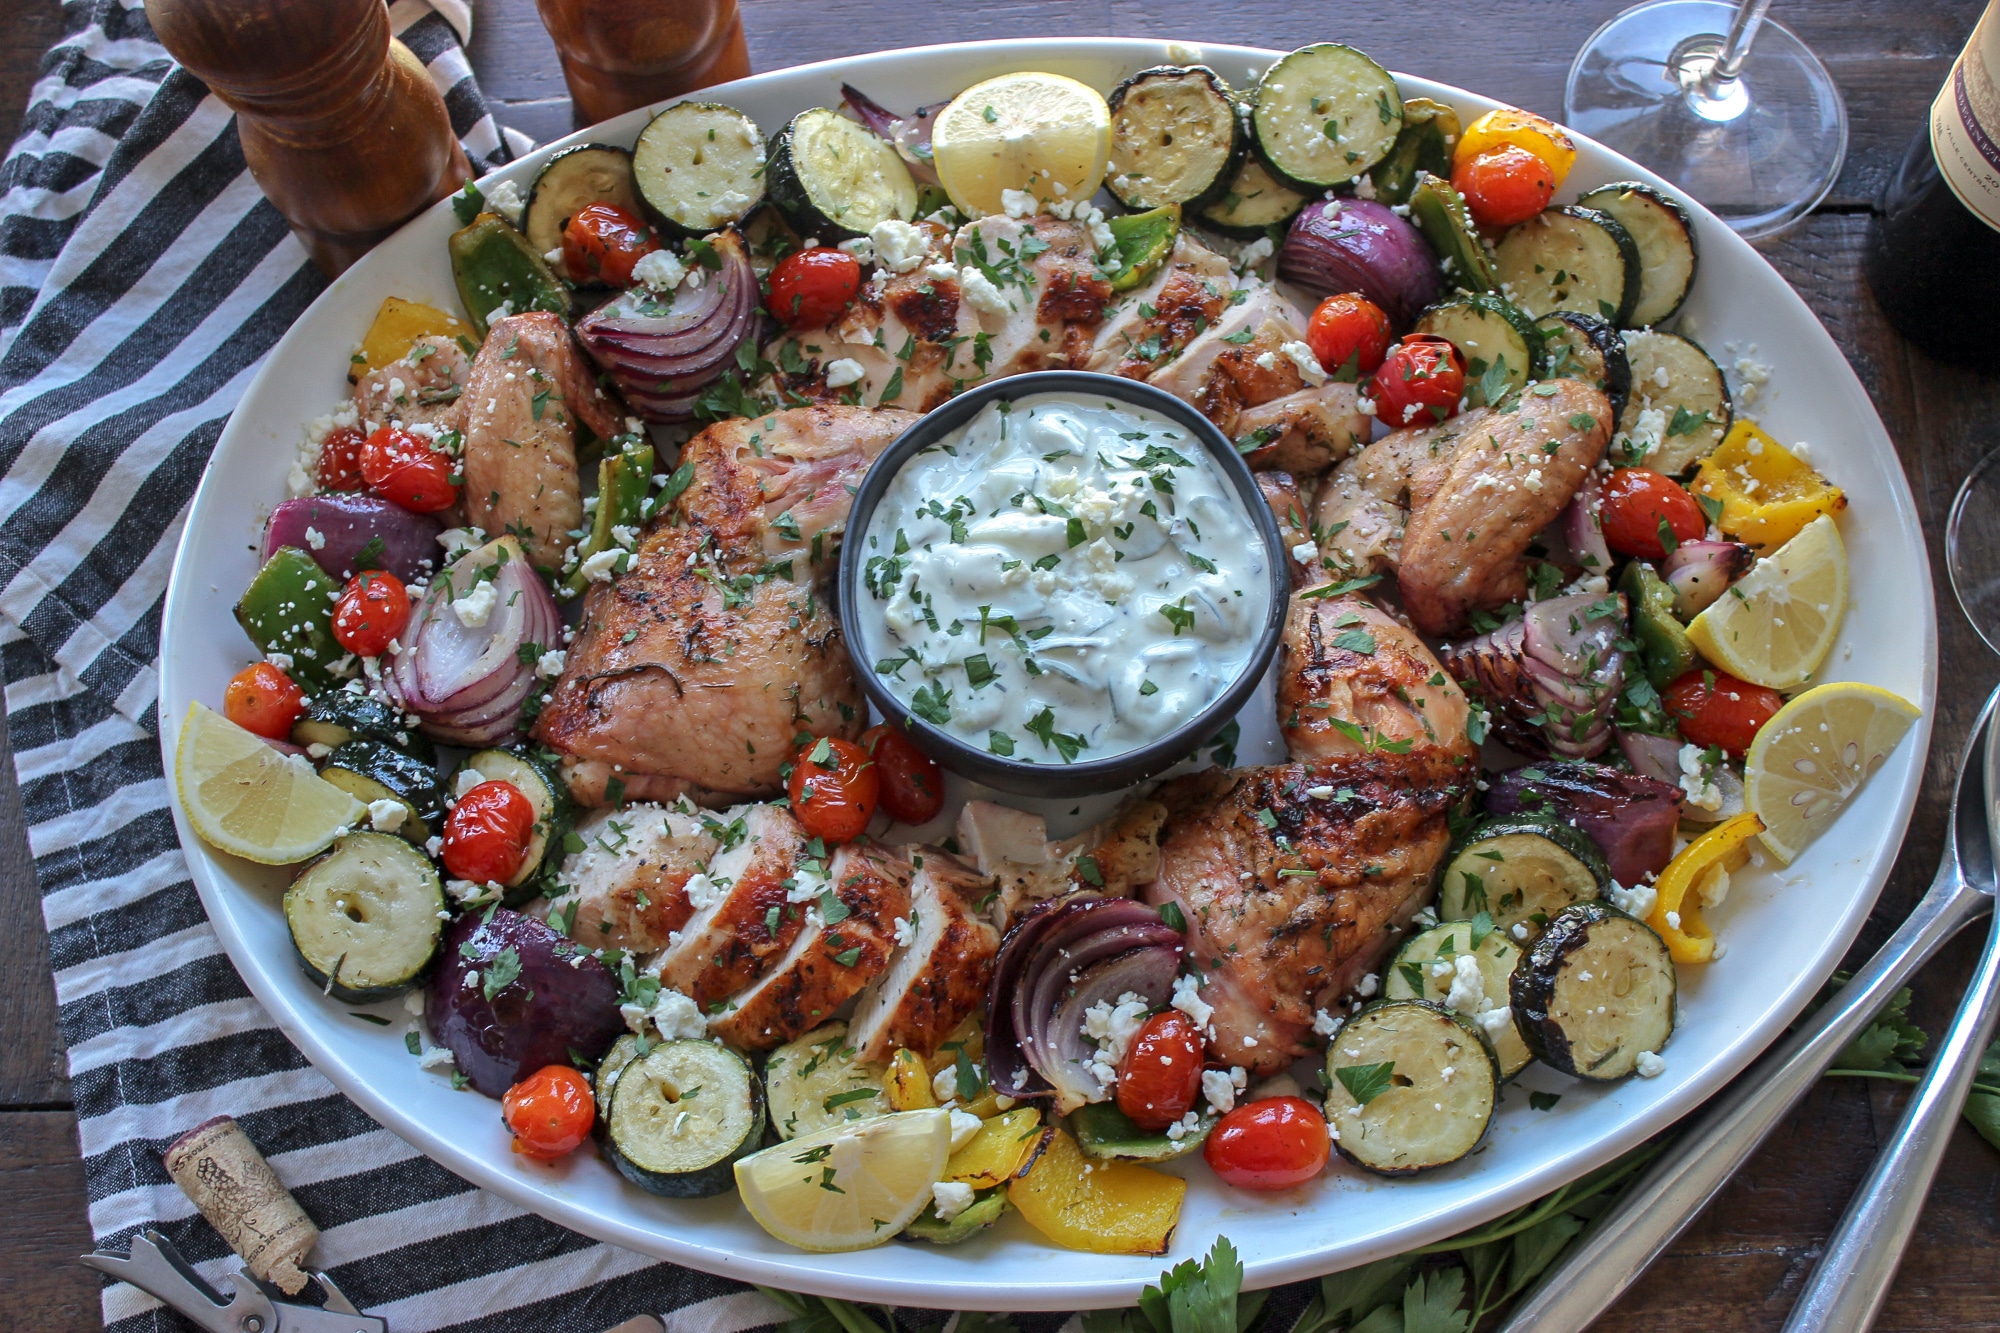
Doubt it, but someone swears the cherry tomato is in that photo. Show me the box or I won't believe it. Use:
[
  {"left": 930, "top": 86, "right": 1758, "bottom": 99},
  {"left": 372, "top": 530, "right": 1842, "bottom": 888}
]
[
  {"left": 1305, "top": 294, "right": 1393, "bottom": 379},
  {"left": 787, "top": 737, "right": 879, "bottom": 843},
  {"left": 561, "top": 202, "right": 660, "bottom": 288},
  {"left": 1204, "top": 1096, "right": 1331, "bottom": 1191},
  {"left": 1663, "top": 669, "right": 1784, "bottom": 758},
  {"left": 1116, "top": 1010, "right": 1205, "bottom": 1132},
  {"left": 316, "top": 424, "right": 368, "bottom": 492},
  {"left": 501, "top": 1065, "right": 595, "bottom": 1160},
  {"left": 861, "top": 725, "right": 945, "bottom": 825},
  {"left": 443, "top": 780, "right": 537, "bottom": 884},
  {"left": 359, "top": 426, "right": 458, "bottom": 514},
  {"left": 1369, "top": 335, "right": 1466, "bottom": 428},
  {"left": 766, "top": 247, "right": 862, "bottom": 330},
  {"left": 223, "top": 662, "right": 305, "bottom": 740},
  {"left": 1599, "top": 467, "right": 1708, "bottom": 559},
  {"left": 330, "top": 570, "right": 411, "bottom": 659},
  {"left": 1452, "top": 144, "right": 1557, "bottom": 229}
]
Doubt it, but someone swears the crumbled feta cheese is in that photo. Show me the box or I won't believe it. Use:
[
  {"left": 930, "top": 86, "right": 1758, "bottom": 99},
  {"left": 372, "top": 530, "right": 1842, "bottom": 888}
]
[
  {"left": 893, "top": 916, "right": 914, "bottom": 946},
  {"left": 1608, "top": 879, "right": 1658, "bottom": 920},
  {"left": 367, "top": 799, "right": 406, "bottom": 833},
  {"left": 454, "top": 767, "right": 487, "bottom": 799},
  {"left": 306, "top": 742, "right": 332, "bottom": 759},
  {"left": 1476, "top": 1006, "right": 1513, "bottom": 1039},
  {"left": 683, "top": 872, "right": 726, "bottom": 911},
  {"left": 622, "top": 984, "right": 708, "bottom": 1040},
  {"left": 1171, "top": 972, "right": 1214, "bottom": 1029},
  {"left": 1445, "top": 954, "right": 1486, "bottom": 1016},
  {"left": 1234, "top": 236, "right": 1274, "bottom": 271},
  {"left": 610, "top": 523, "right": 640, "bottom": 550},
  {"left": 1678, "top": 743, "right": 1724, "bottom": 811},
  {"left": 1617, "top": 406, "right": 1668, "bottom": 463},
  {"left": 544, "top": 247, "right": 564, "bottom": 266},
  {"left": 926, "top": 260, "right": 960, "bottom": 282},
  {"left": 870, "top": 218, "right": 931, "bottom": 274},
  {"left": 438, "top": 527, "right": 483, "bottom": 560},
  {"left": 1666, "top": 910, "right": 1682, "bottom": 930},
  {"left": 1511, "top": 922, "right": 1529, "bottom": 941},
  {"left": 631, "top": 249, "right": 688, "bottom": 293},
  {"left": 1698, "top": 866, "right": 1732, "bottom": 908},
  {"left": 1001, "top": 187, "right": 1037, "bottom": 218},
  {"left": 824, "top": 357, "right": 867, "bottom": 389},
  {"left": 1635, "top": 1050, "right": 1666, "bottom": 1078},
  {"left": 949, "top": 1109, "right": 983, "bottom": 1152},
  {"left": 837, "top": 236, "right": 875, "bottom": 262},
  {"left": 481, "top": 178, "right": 526, "bottom": 226},
  {"left": 1201, "top": 1067, "right": 1239, "bottom": 1115},
  {"left": 535, "top": 648, "right": 566, "bottom": 679},
  {"left": 580, "top": 548, "right": 621, "bottom": 583},
  {"left": 418, "top": 1044, "right": 457, "bottom": 1071},
  {"left": 931, "top": 1180, "right": 976, "bottom": 1222},
  {"left": 302, "top": 526, "right": 326, "bottom": 551},
  {"left": 1083, "top": 992, "right": 1152, "bottom": 1095},
  {"left": 450, "top": 579, "right": 497, "bottom": 628},
  {"left": 1312, "top": 1007, "right": 1340, "bottom": 1037},
  {"left": 425, "top": 834, "right": 444, "bottom": 858},
  {"left": 1351, "top": 175, "right": 1377, "bottom": 201},
  {"left": 932, "top": 1065, "right": 960, "bottom": 1102},
  {"left": 1732, "top": 353, "right": 1772, "bottom": 409},
  {"left": 959, "top": 266, "right": 1012, "bottom": 317},
  {"left": 1291, "top": 540, "right": 1320, "bottom": 565},
  {"left": 1164, "top": 1110, "right": 1203, "bottom": 1140},
  {"left": 404, "top": 990, "right": 425, "bottom": 1016},
  {"left": 1356, "top": 972, "right": 1379, "bottom": 998},
  {"left": 1254, "top": 351, "right": 1280, "bottom": 373},
  {"left": 1281, "top": 340, "right": 1328, "bottom": 387},
  {"left": 265, "top": 650, "right": 295, "bottom": 672},
  {"left": 1306, "top": 785, "right": 1336, "bottom": 800}
]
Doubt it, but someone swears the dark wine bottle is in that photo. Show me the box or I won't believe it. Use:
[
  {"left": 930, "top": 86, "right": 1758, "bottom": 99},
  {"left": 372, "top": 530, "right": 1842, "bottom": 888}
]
[{"left": 1866, "top": 2, "right": 2000, "bottom": 370}]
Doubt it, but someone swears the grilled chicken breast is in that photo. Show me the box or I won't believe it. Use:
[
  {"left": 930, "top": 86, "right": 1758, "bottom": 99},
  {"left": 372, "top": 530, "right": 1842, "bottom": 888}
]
[
  {"left": 1280, "top": 592, "right": 1475, "bottom": 764},
  {"left": 653, "top": 803, "right": 808, "bottom": 1005},
  {"left": 847, "top": 850, "right": 1001, "bottom": 1062},
  {"left": 546, "top": 803, "right": 719, "bottom": 952},
  {"left": 352, "top": 334, "right": 469, "bottom": 432}
]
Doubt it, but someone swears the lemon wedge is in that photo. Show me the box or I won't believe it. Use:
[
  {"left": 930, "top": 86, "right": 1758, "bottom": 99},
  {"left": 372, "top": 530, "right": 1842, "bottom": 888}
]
[
  {"left": 1743, "top": 682, "right": 1922, "bottom": 864},
  {"left": 735, "top": 1108, "right": 950, "bottom": 1251},
  {"left": 175, "top": 701, "right": 365, "bottom": 864},
  {"left": 931, "top": 72, "right": 1111, "bottom": 217},
  {"left": 1686, "top": 514, "right": 1847, "bottom": 690}
]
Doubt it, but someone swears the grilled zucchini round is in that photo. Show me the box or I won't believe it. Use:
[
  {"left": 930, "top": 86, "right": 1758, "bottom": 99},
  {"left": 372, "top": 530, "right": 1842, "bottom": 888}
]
[
  {"left": 1323, "top": 1000, "right": 1499, "bottom": 1175},
  {"left": 459, "top": 746, "right": 571, "bottom": 902},
  {"left": 1616, "top": 329, "right": 1732, "bottom": 474},
  {"left": 1438, "top": 814, "right": 1610, "bottom": 941},
  {"left": 1066, "top": 1100, "right": 1214, "bottom": 1162},
  {"left": 766, "top": 107, "right": 919, "bottom": 240},
  {"left": 1535, "top": 312, "right": 1632, "bottom": 420},
  {"left": 902, "top": 1186, "right": 1010, "bottom": 1244},
  {"left": 605, "top": 1039, "right": 765, "bottom": 1198},
  {"left": 1106, "top": 65, "right": 1245, "bottom": 211},
  {"left": 283, "top": 832, "right": 446, "bottom": 1002},
  {"left": 1575, "top": 182, "right": 1698, "bottom": 328},
  {"left": 1196, "top": 152, "right": 1309, "bottom": 239},
  {"left": 291, "top": 691, "right": 434, "bottom": 764},
  {"left": 1412, "top": 294, "right": 1545, "bottom": 405},
  {"left": 632, "top": 101, "right": 767, "bottom": 236},
  {"left": 1382, "top": 920, "right": 1533, "bottom": 1078},
  {"left": 525, "top": 144, "right": 643, "bottom": 281},
  {"left": 763, "top": 1022, "right": 888, "bottom": 1139},
  {"left": 1510, "top": 902, "right": 1676, "bottom": 1081},
  {"left": 319, "top": 740, "right": 443, "bottom": 842},
  {"left": 595, "top": 1032, "right": 642, "bottom": 1126},
  {"left": 1493, "top": 206, "right": 1642, "bottom": 327},
  {"left": 1250, "top": 44, "right": 1403, "bottom": 191}
]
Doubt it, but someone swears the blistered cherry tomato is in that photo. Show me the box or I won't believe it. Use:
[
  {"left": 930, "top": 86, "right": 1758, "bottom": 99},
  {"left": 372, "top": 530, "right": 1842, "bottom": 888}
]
[
  {"left": 561, "top": 202, "right": 660, "bottom": 288},
  {"left": 443, "top": 780, "right": 537, "bottom": 884},
  {"left": 1370, "top": 335, "right": 1466, "bottom": 428},
  {"left": 861, "top": 725, "right": 945, "bottom": 825},
  {"left": 1116, "top": 1010, "right": 1205, "bottom": 1132},
  {"left": 223, "top": 662, "right": 305, "bottom": 740},
  {"left": 502, "top": 1065, "right": 595, "bottom": 1160},
  {"left": 1663, "top": 669, "right": 1784, "bottom": 758},
  {"left": 766, "top": 247, "right": 862, "bottom": 329},
  {"left": 1600, "top": 467, "right": 1708, "bottom": 559},
  {"left": 316, "top": 424, "right": 368, "bottom": 492},
  {"left": 359, "top": 426, "right": 458, "bottom": 513},
  {"left": 331, "top": 570, "right": 411, "bottom": 658},
  {"left": 1452, "top": 144, "right": 1557, "bottom": 229},
  {"left": 1204, "top": 1096, "right": 1332, "bottom": 1191},
  {"left": 1305, "top": 293, "right": 1393, "bottom": 379},
  {"left": 788, "top": 737, "right": 880, "bottom": 843}
]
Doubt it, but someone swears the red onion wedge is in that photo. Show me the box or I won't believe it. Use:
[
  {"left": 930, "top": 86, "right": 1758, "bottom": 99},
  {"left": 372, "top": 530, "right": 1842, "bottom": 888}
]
[
  {"left": 1443, "top": 593, "right": 1628, "bottom": 759},
  {"left": 1279, "top": 197, "right": 1443, "bottom": 328},
  {"left": 386, "top": 535, "right": 560, "bottom": 747},
  {"left": 1562, "top": 472, "right": 1611, "bottom": 581},
  {"left": 1617, "top": 728, "right": 1745, "bottom": 825},
  {"left": 263, "top": 494, "right": 443, "bottom": 584},
  {"left": 1485, "top": 759, "right": 1684, "bottom": 887},
  {"left": 575, "top": 230, "right": 759, "bottom": 424},
  {"left": 1661, "top": 539, "right": 1755, "bottom": 619},
  {"left": 840, "top": 84, "right": 942, "bottom": 186}
]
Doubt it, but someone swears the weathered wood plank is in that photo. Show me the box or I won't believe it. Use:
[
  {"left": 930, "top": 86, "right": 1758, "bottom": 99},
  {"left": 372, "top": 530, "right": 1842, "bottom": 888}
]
[{"left": 0, "top": 1112, "right": 99, "bottom": 1333}]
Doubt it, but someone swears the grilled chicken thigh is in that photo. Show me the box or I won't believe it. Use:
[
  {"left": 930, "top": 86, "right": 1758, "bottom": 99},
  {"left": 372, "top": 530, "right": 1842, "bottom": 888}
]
[
  {"left": 1280, "top": 592, "right": 1475, "bottom": 764},
  {"left": 352, "top": 334, "right": 469, "bottom": 432}
]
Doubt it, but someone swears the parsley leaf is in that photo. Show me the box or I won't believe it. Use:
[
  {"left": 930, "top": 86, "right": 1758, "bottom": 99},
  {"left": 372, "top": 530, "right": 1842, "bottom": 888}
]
[{"left": 1334, "top": 1061, "right": 1395, "bottom": 1106}]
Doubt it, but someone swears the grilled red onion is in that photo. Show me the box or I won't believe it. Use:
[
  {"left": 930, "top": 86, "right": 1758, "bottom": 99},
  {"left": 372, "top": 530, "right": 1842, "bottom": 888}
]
[
  {"left": 1279, "top": 197, "right": 1442, "bottom": 328},
  {"left": 840, "top": 84, "right": 942, "bottom": 186},
  {"left": 1485, "top": 759, "right": 1683, "bottom": 886},
  {"left": 1661, "top": 539, "right": 1755, "bottom": 619},
  {"left": 386, "top": 535, "right": 560, "bottom": 746},
  {"left": 1617, "top": 728, "right": 1744, "bottom": 825},
  {"left": 263, "top": 494, "right": 442, "bottom": 584},
  {"left": 987, "top": 897, "right": 1186, "bottom": 1109},
  {"left": 1562, "top": 472, "right": 1611, "bottom": 581},
  {"left": 575, "top": 230, "right": 758, "bottom": 423},
  {"left": 1444, "top": 593, "right": 1628, "bottom": 759}
]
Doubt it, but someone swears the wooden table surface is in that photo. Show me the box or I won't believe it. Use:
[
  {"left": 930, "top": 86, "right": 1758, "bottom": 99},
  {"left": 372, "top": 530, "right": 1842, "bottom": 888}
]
[{"left": 2, "top": 1, "right": 1997, "bottom": 1328}]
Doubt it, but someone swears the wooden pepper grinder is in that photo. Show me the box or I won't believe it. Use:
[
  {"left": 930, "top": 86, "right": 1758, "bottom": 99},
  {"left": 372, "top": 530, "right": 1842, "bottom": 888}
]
[
  {"left": 533, "top": 0, "right": 752, "bottom": 125},
  {"left": 145, "top": 0, "right": 472, "bottom": 277}
]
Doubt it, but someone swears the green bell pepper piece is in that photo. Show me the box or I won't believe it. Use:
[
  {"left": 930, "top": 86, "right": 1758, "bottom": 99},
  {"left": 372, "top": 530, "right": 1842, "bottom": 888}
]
[
  {"left": 560, "top": 436, "right": 656, "bottom": 597},
  {"left": 1369, "top": 98, "right": 1462, "bottom": 206},
  {"left": 1620, "top": 560, "right": 1697, "bottom": 690},
  {"left": 1102, "top": 203, "right": 1182, "bottom": 293},
  {"left": 448, "top": 213, "right": 571, "bottom": 338},
  {"left": 234, "top": 546, "right": 342, "bottom": 689}
]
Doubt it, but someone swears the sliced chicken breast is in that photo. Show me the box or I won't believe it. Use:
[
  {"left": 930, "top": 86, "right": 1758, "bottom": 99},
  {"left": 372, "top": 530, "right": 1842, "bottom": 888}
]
[
  {"left": 846, "top": 850, "right": 1001, "bottom": 1062},
  {"left": 546, "top": 803, "right": 719, "bottom": 952},
  {"left": 653, "top": 803, "right": 807, "bottom": 1005}
]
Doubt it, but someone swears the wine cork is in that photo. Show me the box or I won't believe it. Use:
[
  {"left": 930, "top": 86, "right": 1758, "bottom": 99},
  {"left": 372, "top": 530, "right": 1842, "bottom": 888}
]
[{"left": 163, "top": 1115, "right": 319, "bottom": 1295}]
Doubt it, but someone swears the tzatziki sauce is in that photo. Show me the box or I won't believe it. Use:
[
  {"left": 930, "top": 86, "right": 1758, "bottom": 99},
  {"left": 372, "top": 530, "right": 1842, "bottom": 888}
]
[{"left": 857, "top": 393, "right": 1271, "bottom": 764}]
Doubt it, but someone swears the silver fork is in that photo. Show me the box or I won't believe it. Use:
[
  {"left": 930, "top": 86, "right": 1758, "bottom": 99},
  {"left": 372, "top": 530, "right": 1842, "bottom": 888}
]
[{"left": 1493, "top": 685, "right": 2000, "bottom": 1333}]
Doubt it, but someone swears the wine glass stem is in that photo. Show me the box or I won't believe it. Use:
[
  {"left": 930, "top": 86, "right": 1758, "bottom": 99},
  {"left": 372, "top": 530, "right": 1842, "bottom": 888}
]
[{"left": 1711, "top": 0, "right": 1774, "bottom": 83}]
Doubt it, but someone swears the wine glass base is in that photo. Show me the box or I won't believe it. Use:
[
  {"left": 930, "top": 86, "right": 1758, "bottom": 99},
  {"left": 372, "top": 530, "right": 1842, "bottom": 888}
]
[
  {"left": 1949, "top": 450, "right": 2000, "bottom": 655},
  {"left": 1565, "top": 0, "right": 1848, "bottom": 239}
]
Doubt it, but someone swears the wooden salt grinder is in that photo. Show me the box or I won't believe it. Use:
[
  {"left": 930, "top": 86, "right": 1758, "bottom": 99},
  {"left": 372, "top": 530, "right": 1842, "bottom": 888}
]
[
  {"left": 534, "top": 0, "right": 752, "bottom": 125},
  {"left": 145, "top": 0, "right": 473, "bottom": 277}
]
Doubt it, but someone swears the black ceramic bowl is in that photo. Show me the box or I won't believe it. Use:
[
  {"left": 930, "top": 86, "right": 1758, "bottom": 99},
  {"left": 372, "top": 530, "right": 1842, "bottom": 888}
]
[{"left": 836, "top": 371, "right": 1289, "bottom": 799}]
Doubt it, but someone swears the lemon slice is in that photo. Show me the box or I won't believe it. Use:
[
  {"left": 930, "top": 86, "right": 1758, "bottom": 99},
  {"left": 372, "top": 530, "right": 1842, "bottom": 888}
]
[
  {"left": 735, "top": 1107, "right": 950, "bottom": 1251},
  {"left": 175, "top": 701, "right": 365, "bottom": 864},
  {"left": 931, "top": 72, "right": 1111, "bottom": 217},
  {"left": 1686, "top": 514, "right": 1847, "bottom": 689},
  {"left": 1743, "top": 682, "right": 1922, "bottom": 864}
]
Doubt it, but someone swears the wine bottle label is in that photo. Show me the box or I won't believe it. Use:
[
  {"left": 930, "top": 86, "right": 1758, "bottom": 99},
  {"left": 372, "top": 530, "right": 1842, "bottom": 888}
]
[{"left": 1933, "top": 3, "right": 2000, "bottom": 230}]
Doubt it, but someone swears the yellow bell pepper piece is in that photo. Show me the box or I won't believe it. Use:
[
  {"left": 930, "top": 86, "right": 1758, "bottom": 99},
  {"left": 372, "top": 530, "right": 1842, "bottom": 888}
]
[
  {"left": 944, "top": 1107, "right": 1048, "bottom": 1188},
  {"left": 353, "top": 296, "right": 471, "bottom": 382},
  {"left": 1008, "top": 1127, "right": 1184, "bottom": 1255},
  {"left": 1647, "top": 812, "right": 1764, "bottom": 963},
  {"left": 1691, "top": 422, "right": 1847, "bottom": 552},
  {"left": 883, "top": 1047, "right": 937, "bottom": 1111},
  {"left": 924, "top": 1012, "right": 986, "bottom": 1074},
  {"left": 1455, "top": 108, "right": 1577, "bottom": 185}
]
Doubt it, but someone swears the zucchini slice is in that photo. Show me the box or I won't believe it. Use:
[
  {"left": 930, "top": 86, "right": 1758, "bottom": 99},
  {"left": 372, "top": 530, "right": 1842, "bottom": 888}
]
[
  {"left": 283, "top": 832, "right": 446, "bottom": 1002},
  {"left": 1535, "top": 312, "right": 1632, "bottom": 420},
  {"left": 763, "top": 1022, "right": 889, "bottom": 1139},
  {"left": 1368, "top": 98, "right": 1460, "bottom": 206},
  {"left": 632, "top": 101, "right": 767, "bottom": 237},
  {"left": 1106, "top": 65, "right": 1245, "bottom": 212},
  {"left": 1439, "top": 814, "right": 1609, "bottom": 940},
  {"left": 1510, "top": 902, "right": 1676, "bottom": 1081},
  {"left": 1407, "top": 173, "right": 1496, "bottom": 292},
  {"left": 605, "top": 1039, "right": 765, "bottom": 1198},
  {"left": 1412, "top": 294, "right": 1544, "bottom": 405},
  {"left": 903, "top": 1186, "right": 1010, "bottom": 1244},
  {"left": 1323, "top": 1000, "right": 1499, "bottom": 1176},
  {"left": 320, "top": 740, "right": 444, "bottom": 842},
  {"left": 525, "top": 144, "right": 643, "bottom": 281},
  {"left": 292, "top": 691, "right": 435, "bottom": 764},
  {"left": 1067, "top": 1101, "right": 1214, "bottom": 1162},
  {"left": 766, "top": 107, "right": 918, "bottom": 241},
  {"left": 595, "top": 1032, "right": 642, "bottom": 1126},
  {"left": 1575, "top": 182, "right": 1698, "bottom": 328},
  {"left": 1250, "top": 44, "right": 1403, "bottom": 191},
  {"left": 1195, "top": 153, "right": 1309, "bottom": 238},
  {"left": 1382, "top": 921, "right": 1533, "bottom": 1078},
  {"left": 460, "top": 747, "right": 572, "bottom": 900},
  {"left": 1616, "top": 330, "right": 1732, "bottom": 475},
  {"left": 1493, "top": 206, "right": 1642, "bottom": 325}
]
